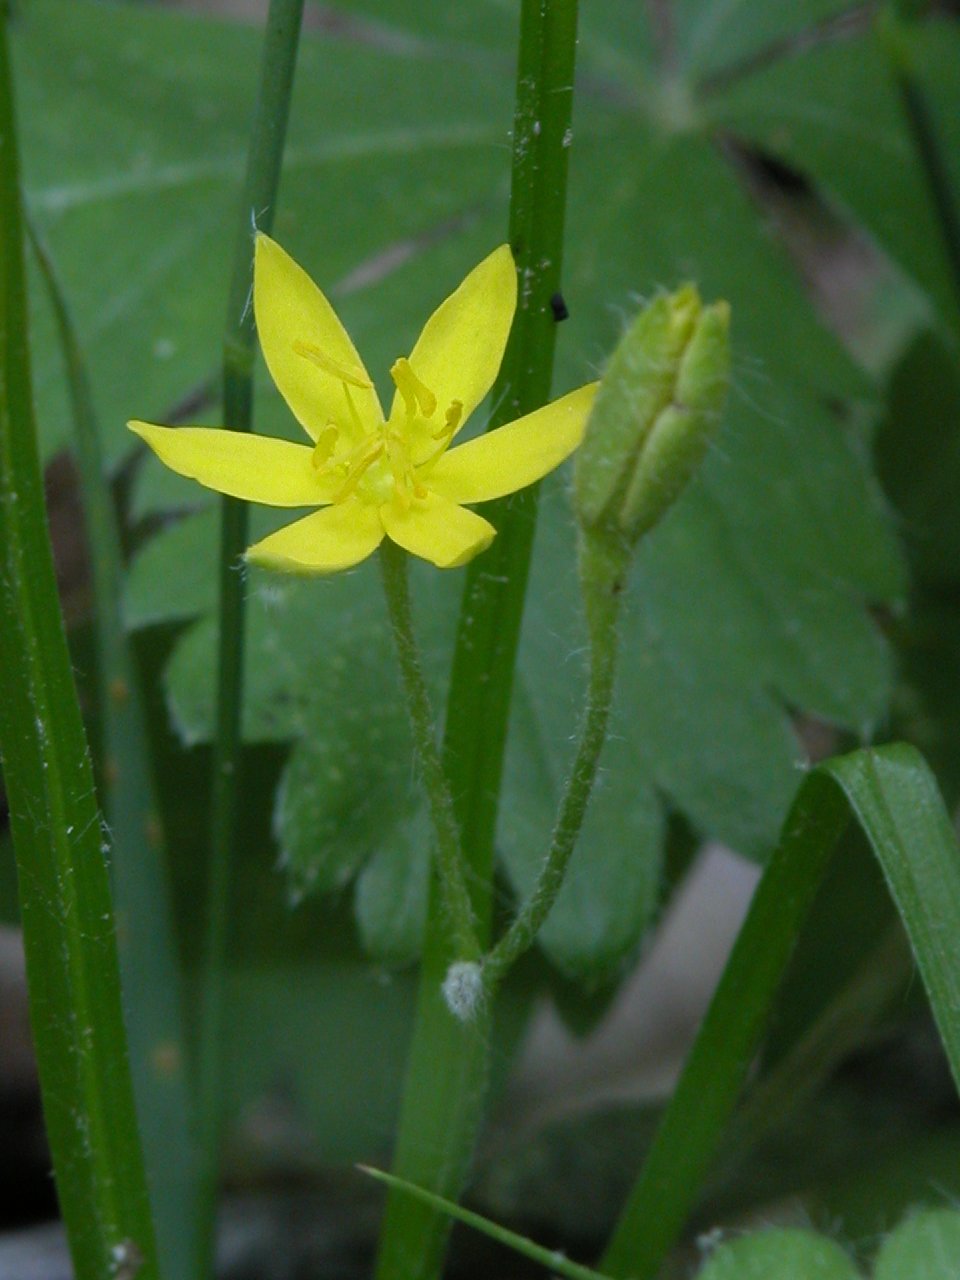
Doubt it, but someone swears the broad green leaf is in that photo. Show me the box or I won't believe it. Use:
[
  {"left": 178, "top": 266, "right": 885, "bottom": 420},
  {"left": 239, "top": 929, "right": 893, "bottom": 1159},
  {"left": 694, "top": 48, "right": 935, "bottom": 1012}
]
[
  {"left": 876, "top": 330, "right": 960, "bottom": 590},
  {"left": 152, "top": 548, "right": 454, "bottom": 958},
  {"left": 124, "top": 507, "right": 219, "bottom": 629},
  {"left": 696, "top": 1229, "right": 860, "bottom": 1280},
  {"left": 875, "top": 330, "right": 960, "bottom": 802},
  {"left": 714, "top": 21, "right": 960, "bottom": 336},
  {"left": 354, "top": 817, "right": 430, "bottom": 965},
  {"left": 275, "top": 684, "right": 414, "bottom": 903},
  {"left": 874, "top": 1210, "right": 960, "bottom": 1280},
  {"left": 36, "top": 0, "right": 907, "bottom": 976},
  {"left": 673, "top": 0, "right": 860, "bottom": 81},
  {"left": 20, "top": 0, "right": 510, "bottom": 461}
]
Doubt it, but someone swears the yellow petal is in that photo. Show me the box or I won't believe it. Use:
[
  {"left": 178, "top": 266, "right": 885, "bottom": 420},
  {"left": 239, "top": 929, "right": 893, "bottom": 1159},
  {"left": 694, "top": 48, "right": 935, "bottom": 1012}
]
[
  {"left": 381, "top": 491, "right": 496, "bottom": 568},
  {"left": 245, "top": 499, "right": 384, "bottom": 574},
  {"left": 128, "top": 420, "right": 337, "bottom": 506},
  {"left": 254, "top": 234, "right": 382, "bottom": 442},
  {"left": 426, "top": 382, "right": 598, "bottom": 505},
  {"left": 390, "top": 244, "right": 516, "bottom": 433}
]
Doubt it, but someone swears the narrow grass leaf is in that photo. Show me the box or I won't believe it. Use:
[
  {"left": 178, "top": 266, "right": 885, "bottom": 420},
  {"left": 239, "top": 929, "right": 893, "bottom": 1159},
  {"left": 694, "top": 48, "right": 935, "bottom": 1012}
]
[
  {"left": 29, "top": 222, "right": 198, "bottom": 1280},
  {"left": 361, "top": 1165, "right": 612, "bottom": 1280},
  {"left": 601, "top": 743, "right": 960, "bottom": 1280},
  {"left": 0, "top": 17, "right": 158, "bottom": 1278}
]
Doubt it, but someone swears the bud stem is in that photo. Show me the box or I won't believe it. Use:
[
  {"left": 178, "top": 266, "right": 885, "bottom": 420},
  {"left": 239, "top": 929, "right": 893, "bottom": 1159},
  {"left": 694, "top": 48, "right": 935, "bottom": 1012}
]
[{"left": 483, "top": 528, "right": 625, "bottom": 988}]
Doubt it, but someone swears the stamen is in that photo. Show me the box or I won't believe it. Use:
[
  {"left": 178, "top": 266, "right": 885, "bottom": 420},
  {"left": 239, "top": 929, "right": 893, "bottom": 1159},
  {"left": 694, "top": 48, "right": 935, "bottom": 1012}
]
[
  {"left": 433, "top": 398, "right": 463, "bottom": 440},
  {"left": 385, "top": 434, "right": 427, "bottom": 510},
  {"left": 333, "top": 438, "right": 383, "bottom": 502},
  {"left": 420, "top": 398, "right": 465, "bottom": 471},
  {"left": 390, "top": 357, "right": 437, "bottom": 418},
  {"left": 311, "top": 424, "right": 339, "bottom": 469},
  {"left": 293, "top": 341, "right": 372, "bottom": 389},
  {"left": 342, "top": 383, "right": 365, "bottom": 437}
]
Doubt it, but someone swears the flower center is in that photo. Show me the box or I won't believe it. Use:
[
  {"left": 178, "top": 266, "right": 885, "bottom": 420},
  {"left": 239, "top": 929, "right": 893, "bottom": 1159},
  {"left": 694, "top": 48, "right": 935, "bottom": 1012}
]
[{"left": 296, "top": 346, "right": 463, "bottom": 509}]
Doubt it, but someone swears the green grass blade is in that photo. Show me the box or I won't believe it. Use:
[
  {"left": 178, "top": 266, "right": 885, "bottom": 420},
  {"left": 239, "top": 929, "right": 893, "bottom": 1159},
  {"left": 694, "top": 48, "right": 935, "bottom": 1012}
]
[
  {"left": 362, "top": 1165, "right": 611, "bottom": 1280},
  {"left": 28, "top": 221, "right": 198, "bottom": 1280},
  {"left": 601, "top": 743, "right": 960, "bottom": 1280},
  {"left": 0, "top": 16, "right": 159, "bottom": 1279},
  {"left": 825, "top": 744, "right": 960, "bottom": 1092}
]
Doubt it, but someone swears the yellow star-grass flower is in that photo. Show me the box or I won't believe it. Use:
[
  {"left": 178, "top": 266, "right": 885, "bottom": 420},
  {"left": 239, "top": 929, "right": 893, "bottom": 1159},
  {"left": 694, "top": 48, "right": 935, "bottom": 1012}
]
[{"left": 130, "top": 235, "right": 597, "bottom": 573}]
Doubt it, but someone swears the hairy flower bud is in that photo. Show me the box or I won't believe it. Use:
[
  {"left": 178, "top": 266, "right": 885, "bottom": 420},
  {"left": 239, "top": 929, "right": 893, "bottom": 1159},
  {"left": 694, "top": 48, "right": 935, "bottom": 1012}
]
[{"left": 575, "top": 285, "right": 730, "bottom": 547}]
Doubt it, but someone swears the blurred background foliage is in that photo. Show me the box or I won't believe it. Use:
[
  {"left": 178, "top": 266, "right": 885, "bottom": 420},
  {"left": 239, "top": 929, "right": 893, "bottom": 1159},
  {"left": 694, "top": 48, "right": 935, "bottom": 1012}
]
[{"left": 4, "top": 0, "right": 960, "bottom": 1268}]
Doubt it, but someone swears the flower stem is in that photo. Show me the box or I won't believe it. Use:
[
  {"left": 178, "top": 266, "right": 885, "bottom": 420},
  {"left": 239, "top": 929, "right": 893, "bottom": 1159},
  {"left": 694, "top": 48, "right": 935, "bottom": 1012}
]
[
  {"left": 195, "top": 1, "right": 304, "bottom": 1274},
  {"left": 484, "top": 534, "right": 624, "bottom": 988},
  {"left": 374, "top": 4, "right": 581, "bottom": 1279},
  {"left": 378, "top": 541, "right": 479, "bottom": 963}
]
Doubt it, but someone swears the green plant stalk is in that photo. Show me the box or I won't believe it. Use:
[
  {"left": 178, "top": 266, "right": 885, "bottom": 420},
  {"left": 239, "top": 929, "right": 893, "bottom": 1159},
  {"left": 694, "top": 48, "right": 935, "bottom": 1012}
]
[
  {"left": 196, "top": 0, "right": 304, "bottom": 1273},
  {"left": 362, "top": 1166, "right": 612, "bottom": 1280},
  {"left": 600, "top": 771, "right": 850, "bottom": 1280},
  {"left": 379, "top": 542, "right": 479, "bottom": 961},
  {"left": 378, "top": 2, "right": 583, "bottom": 1280},
  {"left": 484, "top": 533, "right": 622, "bottom": 987},
  {"left": 29, "top": 221, "right": 198, "bottom": 1280},
  {"left": 0, "top": 17, "right": 159, "bottom": 1280},
  {"left": 374, "top": 5, "right": 580, "bottom": 1279},
  {"left": 443, "top": 0, "right": 581, "bottom": 924},
  {"left": 600, "top": 743, "right": 960, "bottom": 1280}
]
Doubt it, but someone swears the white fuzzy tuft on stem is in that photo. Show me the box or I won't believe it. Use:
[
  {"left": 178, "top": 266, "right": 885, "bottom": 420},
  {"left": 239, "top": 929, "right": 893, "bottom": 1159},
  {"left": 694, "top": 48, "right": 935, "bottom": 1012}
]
[{"left": 441, "top": 961, "right": 485, "bottom": 1023}]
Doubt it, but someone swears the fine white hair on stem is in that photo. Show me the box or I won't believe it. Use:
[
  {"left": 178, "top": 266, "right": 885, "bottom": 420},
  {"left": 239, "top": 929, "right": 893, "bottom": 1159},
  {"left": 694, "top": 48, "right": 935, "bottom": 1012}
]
[{"left": 442, "top": 961, "right": 485, "bottom": 1024}]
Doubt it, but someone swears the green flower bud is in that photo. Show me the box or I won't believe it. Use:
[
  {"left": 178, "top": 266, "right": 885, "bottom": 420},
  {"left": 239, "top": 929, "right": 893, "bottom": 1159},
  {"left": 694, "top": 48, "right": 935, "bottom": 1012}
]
[{"left": 575, "top": 285, "right": 730, "bottom": 547}]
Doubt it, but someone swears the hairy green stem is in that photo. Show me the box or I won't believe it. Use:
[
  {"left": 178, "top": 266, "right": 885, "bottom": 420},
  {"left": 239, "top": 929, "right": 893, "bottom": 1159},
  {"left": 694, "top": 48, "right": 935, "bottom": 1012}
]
[
  {"left": 29, "top": 219, "right": 198, "bottom": 1280},
  {"left": 379, "top": 542, "right": 479, "bottom": 962},
  {"left": 484, "top": 534, "right": 623, "bottom": 987},
  {"left": 374, "top": 4, "right": 581, "bottom": 1278},
  {"left": 195, "top": 1, "right": 304, "bottom": 1273},
  {"left": 0, "top": 15, "right": 158, "bottom": 1277}
]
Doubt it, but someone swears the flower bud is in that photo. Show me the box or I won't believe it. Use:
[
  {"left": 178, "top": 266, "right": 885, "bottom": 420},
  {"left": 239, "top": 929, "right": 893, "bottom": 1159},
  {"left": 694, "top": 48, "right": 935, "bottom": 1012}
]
[{"left": 575, "top": 285, "right": 730, "bottom": 547}]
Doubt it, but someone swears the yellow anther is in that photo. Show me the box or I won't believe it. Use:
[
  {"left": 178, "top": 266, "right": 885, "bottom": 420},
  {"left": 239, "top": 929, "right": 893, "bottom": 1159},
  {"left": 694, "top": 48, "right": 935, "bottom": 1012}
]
[
  {"left": 311, "top": 424, "right": 339, "bottom": 470},
  {"left": 433, "top": 398, "right": 463, "bottom": 440},
  {"left": 390, "top": 357, "right": 437, "bottom": 418},
  {"left": 293, "top": 341, "right": 372, "bottom": 389}
]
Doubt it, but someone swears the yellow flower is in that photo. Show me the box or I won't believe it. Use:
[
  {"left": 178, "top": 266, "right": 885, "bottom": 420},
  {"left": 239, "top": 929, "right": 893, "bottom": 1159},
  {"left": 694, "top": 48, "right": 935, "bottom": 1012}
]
[{"left": 129, "top": 235, "right": 597, "bottom": 573}]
